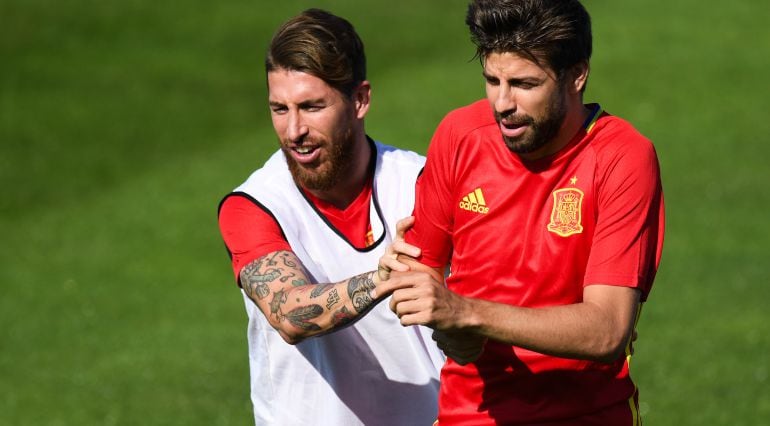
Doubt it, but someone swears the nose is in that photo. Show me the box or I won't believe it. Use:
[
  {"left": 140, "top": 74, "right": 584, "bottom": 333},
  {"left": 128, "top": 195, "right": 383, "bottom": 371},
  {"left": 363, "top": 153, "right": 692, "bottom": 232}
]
[
  {"left": 286, "top": 110, "right": 308, "bottom": 143},
  {"left": 494, "top": 85, "right": 516, "bottom": 118}
]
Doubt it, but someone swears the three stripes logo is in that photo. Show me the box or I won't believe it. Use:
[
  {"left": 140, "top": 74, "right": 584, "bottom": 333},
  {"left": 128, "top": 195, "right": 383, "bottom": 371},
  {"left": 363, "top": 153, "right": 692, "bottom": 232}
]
[{"left": 459, "top": 188, "right": 489, "bottom": 214}]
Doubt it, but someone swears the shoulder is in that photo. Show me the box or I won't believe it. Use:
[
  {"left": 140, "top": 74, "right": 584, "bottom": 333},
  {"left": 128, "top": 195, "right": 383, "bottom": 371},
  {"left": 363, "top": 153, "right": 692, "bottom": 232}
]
[
  {"left": 375, "top": 141, "right": 425, "bottom": 168},
  {"left": 590, "top": 113, "right": 656, "bottom": 155},
  {"left": 437, "top": 99, "right": 497, "bottom": 139},
  {"left": 243, "top": 150, "right": 290, "bottom": 183},
  {"left": 428, "top": 100, "right": 499, "bottom": 160},
  {"left": 218, "top": 149, "right": 300, "bottom": 229},
  {"left": 587, "top": 112, "right": 662, "bottom": 194},
  {"left": 588, "top": 112, "right": 660, "bottom": 169},
  {"left": 233, "top": 149, "right": 294, "bottom": 196}
]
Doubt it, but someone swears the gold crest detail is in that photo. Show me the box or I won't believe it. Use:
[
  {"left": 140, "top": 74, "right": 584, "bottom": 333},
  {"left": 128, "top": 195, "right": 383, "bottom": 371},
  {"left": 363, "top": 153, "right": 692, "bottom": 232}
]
[{"left": 547, "top": 188, "right": 584, "bottom": 237}]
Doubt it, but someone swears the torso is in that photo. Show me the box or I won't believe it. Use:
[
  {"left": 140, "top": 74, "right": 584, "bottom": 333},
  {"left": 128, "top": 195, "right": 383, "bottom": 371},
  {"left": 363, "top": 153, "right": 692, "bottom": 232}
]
[{"left": 409, "top": 100, "right": 664, "bottom": 424}]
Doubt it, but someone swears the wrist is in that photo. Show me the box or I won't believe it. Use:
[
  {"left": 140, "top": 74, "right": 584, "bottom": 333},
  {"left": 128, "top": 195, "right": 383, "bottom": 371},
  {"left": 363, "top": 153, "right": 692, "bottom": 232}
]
[{"left": 453, "top": 296, "right": 480, "bottom": 331}]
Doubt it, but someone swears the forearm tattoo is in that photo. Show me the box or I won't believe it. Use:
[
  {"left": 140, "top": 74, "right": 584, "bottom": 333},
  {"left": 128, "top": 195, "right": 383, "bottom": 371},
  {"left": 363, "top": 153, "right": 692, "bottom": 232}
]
[
  {"left": 285, "top": 305, "right": 323, "bottom": 331},
  {"left": 326, "top": 289, "right": 341, "bottom": 310},
  {"left": 331, "top": 306, "right": 354, "bottom": 327},
  {"left": 310, "top": 283, "right": 335, "bottom": 298},
  {"left": 347, "top": 271, "right": 376, "bottom": 313},
  {"left": 240, "top": 251, "right": 378, "bottom": 334}
]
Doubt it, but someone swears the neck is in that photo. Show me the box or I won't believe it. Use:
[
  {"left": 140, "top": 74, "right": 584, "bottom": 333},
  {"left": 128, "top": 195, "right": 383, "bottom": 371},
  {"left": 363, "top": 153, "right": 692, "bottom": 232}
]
[
  {"left": 305, "top": 132, "right": 372, "bottom": 210},
  {"left": 519, "top": 102, "right": 591, "bottom": 162}
]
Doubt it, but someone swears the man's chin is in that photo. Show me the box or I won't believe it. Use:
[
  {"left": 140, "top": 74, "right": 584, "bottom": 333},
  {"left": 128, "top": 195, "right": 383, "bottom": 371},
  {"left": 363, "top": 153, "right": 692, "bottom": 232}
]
[
  {"left": 504, "top": 137, "right": 535, "bottom": 154},
  {"left": 291, "top": 169, "right": 338, "bottom": 191}
]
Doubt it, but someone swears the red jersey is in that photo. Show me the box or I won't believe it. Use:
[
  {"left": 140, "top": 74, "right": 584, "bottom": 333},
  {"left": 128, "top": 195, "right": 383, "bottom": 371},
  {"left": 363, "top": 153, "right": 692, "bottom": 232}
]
[
  {"left": 406, "top": 100, "right": 665, "bottom": 424},
  {"left": 218, "top": 178, "right": 374, "bottom": 283}
]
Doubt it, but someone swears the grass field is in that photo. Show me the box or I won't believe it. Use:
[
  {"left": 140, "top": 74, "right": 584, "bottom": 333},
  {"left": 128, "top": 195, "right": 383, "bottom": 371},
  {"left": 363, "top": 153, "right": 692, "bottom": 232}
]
[{"left": 2, "top": 0, "right": 769, "bottom": 424}]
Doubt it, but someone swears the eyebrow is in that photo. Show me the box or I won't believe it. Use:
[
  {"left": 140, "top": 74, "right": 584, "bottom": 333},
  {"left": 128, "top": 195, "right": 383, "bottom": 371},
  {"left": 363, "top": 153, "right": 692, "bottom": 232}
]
[
  {"left": 483, "top": 71, "right": 543, "bottom": 85},
  {"left": 268, "top": 98, "right": 327, "bottom": 107}
]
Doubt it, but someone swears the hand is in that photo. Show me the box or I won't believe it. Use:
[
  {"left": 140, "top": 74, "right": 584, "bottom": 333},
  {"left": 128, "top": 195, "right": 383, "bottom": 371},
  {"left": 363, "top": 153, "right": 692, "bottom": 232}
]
[
  {"left": 377, "top": 216, "right": 421, "bottom": 282},
  {"left": 383, "top": 270, "right": 467, "bottom": 330},
  {"left": 432, "top": 330, "right": 487, "bottom": 365}
]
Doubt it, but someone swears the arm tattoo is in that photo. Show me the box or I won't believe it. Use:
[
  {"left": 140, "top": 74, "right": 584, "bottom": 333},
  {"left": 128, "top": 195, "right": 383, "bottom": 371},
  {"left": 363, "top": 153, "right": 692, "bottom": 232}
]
[
  {"left": 269, "top": 289, "right": 287, "bottom": 317},
  {"left": 239, "top": 251, "right": 376, "bottom": 335},
  {"left": 240, "top": 251, "right": 308, "bottom": 300},
  {"left": 331, "top": 306, "right": 354, "bottom": 327},
  {"left": 285, "top": 305, "right": 323, "bottom": 331},
  {"left": 240, "top": 259, "right": 279, "bottom": 300},
  {"left": 310, "top": 283, "right": 335, "bottom": 298},
  {"left": 280, "top": 252, "right": 298, "bottom": 268},
  {"left": 326, "top": 289, "right": 341, "bottom": 310},
  {"left": 347, "top": 272, "right": 376, "bottom": 313},
  {"left": 265, "top": 252, "right": 279, "bottom": 266},
  {"left": 278, "top": 271, "right": 296, "bottom": 283}
]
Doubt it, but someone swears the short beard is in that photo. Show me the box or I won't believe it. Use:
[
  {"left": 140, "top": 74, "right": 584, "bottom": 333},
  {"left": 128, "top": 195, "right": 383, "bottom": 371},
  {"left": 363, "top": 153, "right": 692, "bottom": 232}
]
[
  {"left": 496, "top": 84, "right": 567, "bottom": 155},
  {"left": 282, "top": 128, "right": 356, "bottom": 191}
]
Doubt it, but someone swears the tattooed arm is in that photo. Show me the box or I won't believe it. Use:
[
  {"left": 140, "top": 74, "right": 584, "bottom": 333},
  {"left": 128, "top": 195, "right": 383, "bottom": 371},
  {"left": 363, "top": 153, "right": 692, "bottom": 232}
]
[{"left": 239, "top": 250, "right": 384, "bottom": 344}]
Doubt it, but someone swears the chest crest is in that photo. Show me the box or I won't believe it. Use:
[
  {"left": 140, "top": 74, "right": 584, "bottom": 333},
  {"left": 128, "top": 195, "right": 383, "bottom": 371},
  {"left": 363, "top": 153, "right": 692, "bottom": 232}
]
[{"left": 547, "top": 177, "right": 584, "bottom": 237}]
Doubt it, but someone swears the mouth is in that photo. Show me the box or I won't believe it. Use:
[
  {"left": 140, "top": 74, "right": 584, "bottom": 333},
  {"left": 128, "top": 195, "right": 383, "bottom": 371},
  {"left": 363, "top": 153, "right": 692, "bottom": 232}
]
[
  {"left": 287, "top": 144, "right": 322, "bottom": 164},
  {"left": 499, "top": 120, "right": 529, "bottom": 139}
]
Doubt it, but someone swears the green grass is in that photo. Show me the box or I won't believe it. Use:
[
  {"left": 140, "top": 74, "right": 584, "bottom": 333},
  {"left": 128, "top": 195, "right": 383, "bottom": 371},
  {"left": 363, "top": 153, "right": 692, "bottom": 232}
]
[{"left": 1, "top": 0, "right": 768, "bottom": 424}]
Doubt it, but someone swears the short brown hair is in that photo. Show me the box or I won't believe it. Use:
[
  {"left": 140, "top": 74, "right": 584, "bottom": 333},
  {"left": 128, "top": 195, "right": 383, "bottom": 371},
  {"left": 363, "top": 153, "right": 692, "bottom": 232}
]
[
  {"left": 265, "top": 9, "right": 366, "bottom": 97},
  {"left": 466, "top": 0, "right": 592, "bottom": 77}
]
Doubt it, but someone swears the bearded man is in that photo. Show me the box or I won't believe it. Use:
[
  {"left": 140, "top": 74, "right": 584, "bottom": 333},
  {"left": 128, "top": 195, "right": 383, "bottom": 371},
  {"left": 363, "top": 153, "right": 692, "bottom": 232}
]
[
  {"left": 217, "top": 9, "right": 442, "bottom": 426},
  {"left": 376, "top": 0, "right": 665, "bottom": 424}
]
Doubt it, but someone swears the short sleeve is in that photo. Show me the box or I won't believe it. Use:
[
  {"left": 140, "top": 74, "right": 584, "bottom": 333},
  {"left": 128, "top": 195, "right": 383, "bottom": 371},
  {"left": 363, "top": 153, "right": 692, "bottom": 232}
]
[
  {"left": 218, "top": 194, "right": 291, "bottom": 285},
  {"left": 405, "top": 118, "right": 455, "bottom": 268},
  {"left": 583, "top": 140, "right": 665, "bottom": 301}
]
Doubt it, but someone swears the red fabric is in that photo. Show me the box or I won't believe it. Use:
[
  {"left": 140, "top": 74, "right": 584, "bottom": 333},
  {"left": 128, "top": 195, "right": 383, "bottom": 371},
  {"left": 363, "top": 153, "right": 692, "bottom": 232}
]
[
  {"left": 218, "top": 180, "right": 373, "bottom": 285},
  {"left": 406, "top": 100, "right": 664, "bottom": 424},
  {"left": 218, "top": 195, "right": 291, "bottom": 283},
  {"left": 300, "top": 178, "right": 375, "bottom": 248}
]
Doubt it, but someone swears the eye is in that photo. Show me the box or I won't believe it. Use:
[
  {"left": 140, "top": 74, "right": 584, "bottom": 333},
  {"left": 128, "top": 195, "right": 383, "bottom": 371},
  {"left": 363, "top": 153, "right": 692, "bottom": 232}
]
[
  {"left": 484, "top": 76, "right": 500, "bottom": 86},
  {"left": 302, "top": 104, "right": 324, "bottom": 112},
  {"left": 270, "top": 104, "right": 288, "bottom": 114},
  {"left": 512, "top": 79, "right": 542, "bottom": 90}
]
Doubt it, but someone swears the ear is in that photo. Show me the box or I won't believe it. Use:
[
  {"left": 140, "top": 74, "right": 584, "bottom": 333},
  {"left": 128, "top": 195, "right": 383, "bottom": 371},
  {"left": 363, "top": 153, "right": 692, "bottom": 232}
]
[
  {"left": 570, "top": 62, "right": 590, "bottom": 94},
  {"left": 353, "top": 81, "right": 371, "bottom": 119}
]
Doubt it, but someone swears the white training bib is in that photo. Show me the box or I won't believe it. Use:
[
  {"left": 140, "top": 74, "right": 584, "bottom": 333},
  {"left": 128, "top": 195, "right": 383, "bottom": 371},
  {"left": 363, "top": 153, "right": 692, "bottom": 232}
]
[{"left": 233, "top": 141, "right": 444, "bottom": 426}]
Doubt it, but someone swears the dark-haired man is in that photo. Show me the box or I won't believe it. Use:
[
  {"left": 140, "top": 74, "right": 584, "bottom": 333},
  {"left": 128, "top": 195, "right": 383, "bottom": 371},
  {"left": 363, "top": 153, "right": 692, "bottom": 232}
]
[
  {"left": 218, "top": 9, "right": 442, "bottom": 425},
  {"left": 378, "top": 0, "right": 665, "bottom": 424}
]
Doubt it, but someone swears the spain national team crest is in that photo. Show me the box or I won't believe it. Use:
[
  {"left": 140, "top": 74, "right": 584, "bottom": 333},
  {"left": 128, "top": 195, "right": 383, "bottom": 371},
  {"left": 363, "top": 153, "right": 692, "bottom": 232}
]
[{"left": 547, "top": 187, "right": 584, "bottom": 237}]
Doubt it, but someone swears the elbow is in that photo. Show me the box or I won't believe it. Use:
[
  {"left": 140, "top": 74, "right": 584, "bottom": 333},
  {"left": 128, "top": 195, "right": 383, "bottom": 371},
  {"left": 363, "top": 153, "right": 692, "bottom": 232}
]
[
  {"left": 593, "top": 345, "right": 626, "bottom": 364},
  {"left": 278, "top": 330, "right": 303, "bottom": 345},
  {"left": 589, "top": 332, "right": 630, "bottom": 363},
  {"left": 275, "top": 327, "right": 305, "bottom": 345}
]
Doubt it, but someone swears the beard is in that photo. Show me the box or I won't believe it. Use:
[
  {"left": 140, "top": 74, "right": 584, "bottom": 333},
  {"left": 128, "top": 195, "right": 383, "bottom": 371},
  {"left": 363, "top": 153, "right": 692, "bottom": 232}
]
[
  {"left": 495, "top": 84, "right": 567, "bottom": 155},
  {"left": 281, "top": 127, "right": 356, "bottom": 191}
]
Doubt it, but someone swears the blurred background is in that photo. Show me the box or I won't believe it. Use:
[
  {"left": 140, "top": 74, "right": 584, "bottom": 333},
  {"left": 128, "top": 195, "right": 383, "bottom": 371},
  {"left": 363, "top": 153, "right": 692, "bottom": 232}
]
[{"left": 1, "top": 0, "right": 768, "bottom": 424}]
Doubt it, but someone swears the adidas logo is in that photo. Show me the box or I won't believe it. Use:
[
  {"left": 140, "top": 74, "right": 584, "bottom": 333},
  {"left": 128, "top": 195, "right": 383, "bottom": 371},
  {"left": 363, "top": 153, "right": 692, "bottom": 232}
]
[{"left": 459, "top": 188, "right": 489, "bottom": 214}]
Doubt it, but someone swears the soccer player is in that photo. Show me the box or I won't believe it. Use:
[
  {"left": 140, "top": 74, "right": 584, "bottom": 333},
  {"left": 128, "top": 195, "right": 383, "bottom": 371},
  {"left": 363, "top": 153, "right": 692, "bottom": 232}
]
[
  {"left": 377, "top": 0, "right": 665, "bottom": 424},
  {"left": 217, "top": 9, "right": 443, "bottom": 425}
]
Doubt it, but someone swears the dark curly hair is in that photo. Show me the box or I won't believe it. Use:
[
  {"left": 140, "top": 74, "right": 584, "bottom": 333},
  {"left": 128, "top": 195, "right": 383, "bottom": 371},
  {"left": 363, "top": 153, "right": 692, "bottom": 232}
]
[{"left": 466, "top": 0, "right": 592, "bottom": 78}]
